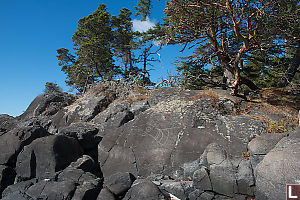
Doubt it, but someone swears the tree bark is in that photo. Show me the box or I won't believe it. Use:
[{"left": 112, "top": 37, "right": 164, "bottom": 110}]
[
  {"left": 278, "top": 44, "right": 300, "bottom": 87},
  {"left": 222, "top": 62, "right": 260, "bottom": 94}
]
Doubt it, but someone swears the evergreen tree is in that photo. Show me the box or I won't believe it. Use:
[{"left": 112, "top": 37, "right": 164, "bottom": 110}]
[
  {"left": 72, "top": 3, "right": 119, "bottom": 81},
  {"left": 266, "top": 0, "right": 300, "bottom": 87},
  {"left": 135, "top": 0, "right": 152, "bottom": 20},
  {"left": 112, "top": 8, "right": 137, "bottom": 79},
  {"left": 57, "top": 3, "right": 126, "bottom": 93},
  {"left": 44, "top": 82, "right": 62, "bottom": 94},
  {"left": 56, "top": 48, "right": 92, "bottom": 93},
  {"left": 165, "top": 0, "right": 280, "bottom": 94}
]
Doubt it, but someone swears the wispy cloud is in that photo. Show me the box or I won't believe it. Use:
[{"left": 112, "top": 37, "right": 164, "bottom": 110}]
[{"left": 132, "top": 17, "right": 155, "bottom": 33}]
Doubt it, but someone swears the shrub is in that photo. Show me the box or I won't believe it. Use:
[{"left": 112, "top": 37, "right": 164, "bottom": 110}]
[{"left": 44, "top": 82, "right": 62, "bottom": 94}]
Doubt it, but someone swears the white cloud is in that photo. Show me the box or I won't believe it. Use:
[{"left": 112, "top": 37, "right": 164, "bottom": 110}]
[{"left": 132, "top": 17, "right": 155, "bottom": 33}]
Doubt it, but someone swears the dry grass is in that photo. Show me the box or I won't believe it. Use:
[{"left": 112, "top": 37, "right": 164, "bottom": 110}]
[
  {"left": 256, "top": 87, "right": 300, "bottom": 111},
  {"left": 192, "top": 89, "right": 222, "bottom": 107},
  {"left": 191, "top": 88, "right": 299, "bottom": 133},
  {"left": 241, "top": 87, "right": 300, "bottom": 133}
]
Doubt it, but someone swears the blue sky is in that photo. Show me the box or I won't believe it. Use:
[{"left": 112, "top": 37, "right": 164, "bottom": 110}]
[{"left": 0, "top": 0, "right": 189, "bottom": 117}]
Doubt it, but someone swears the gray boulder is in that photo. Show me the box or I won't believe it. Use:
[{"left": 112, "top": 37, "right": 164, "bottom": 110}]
[
  {"left": 25, "top": 180, "right": 76, "bottom": 200},
  {"left": 15, "top": 135, "right": 84, "bottom": 181},
  {"left": 209, "top": 159, "right": 238, "bottom": 197},
  {"left": 192, "top": 166, "right": 212, "bottom": 191},
  {"left": 59, "top": 122, "right": 101, "bottom": 150},
  {"left": 104, "top": 172, "right": 135, "bottom": 196},
  {"left": 236, "top": 160, "right": 255, "bottom": 196},
  {"left": 248, "top": 133, "right": 286, "bottom": 168},
  {"left": 18, "top": 92, "right": 75, "bottom": 120},
  {"left": 1, "top": 179, "right": 36, "bottom": 199},
  {"left": 123, "top": 179, "right": 168, "bottom": 200},
  {"left": 159, "top": 180, "right": 193, "bottom": 200},
  {"left": 97, "top": 188, "right": 116, "bottom": 200},
  {"left": 191, "top": 143, "right": 255, "bottom": 199},
  {"left": 57, "top": 167, "right": 102, "bottom": 200},
  {"left": 0, "top": 124, "right": 49, "bottom": 166},
  {"left": 92, "top": 102, "right": 134, "bottom": 136},
  {"left": 71, "top": 173, "right": 102, "bottom": 200},
  {"left": 50, "top": 94, "right": 113, "bottom": 131},
  {"left": 0, "top": 114, "right": 17, "bottom": 134},
  {"left": 255, "top": 131, "right": 300, "bottom": 200}
]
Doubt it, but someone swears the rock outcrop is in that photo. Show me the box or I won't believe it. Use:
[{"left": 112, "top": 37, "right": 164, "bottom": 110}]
[{"left": 0, "top": 84, "right": 299, "bottom": 200}]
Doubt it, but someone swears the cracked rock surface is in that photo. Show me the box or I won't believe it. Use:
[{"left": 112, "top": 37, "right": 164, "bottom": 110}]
[{"left": 0, "top": 86, "right": 299, "bottom": 200}]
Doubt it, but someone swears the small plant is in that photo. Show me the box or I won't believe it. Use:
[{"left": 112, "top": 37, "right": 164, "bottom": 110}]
[
  {"left": 265, "top": 117, "right": 297, "bottom": 133},
  {"left": 44, "top": 82, "right": 62, "bottom": 94},
  {"left": 242, "top": 152, "right": 250, "bottom": 160}
]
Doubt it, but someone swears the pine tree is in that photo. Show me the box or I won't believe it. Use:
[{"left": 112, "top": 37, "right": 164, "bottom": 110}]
[
  {"left": 112, "top": 8, "right": 137, "bottom": 79},
  {"left": 72, "top": 3, "right": 119, "bottom": 81},
  {"left": 44, "top": 82, "right": 62, "bottom": 94}
]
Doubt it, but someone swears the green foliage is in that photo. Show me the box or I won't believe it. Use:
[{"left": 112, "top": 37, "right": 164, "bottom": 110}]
[
  {"left": 266, "top": 117, "right": 297, "bottom": 133},
  {"left": 57, "top": 4, "right": 121, "bottom": 93},
  {"left": 44, "top": 82, "right": 62, "bottom": 94},
  {"left": 165, "top": 0, "right": 300, "bottom": 91},
  {"left": 56, "top": 48, "right": 92, "bottom": 93},
  {"left": 177, "top": 58, "right": 224, "bottom": 90},
  {"left": 135, "top": 0, "right": 152, "bottom": 20},
  {"left": 242, "top": 49, "right": 295, "bottom": 88},
  {"left": 112, "top": 8, "right": 137, "bottom": 78},
  {"left": 57, "top": 3, "right": 164, "bottom": 92},
  {"left": 72, "top": 3, "right": 118, "bottom": 80}
]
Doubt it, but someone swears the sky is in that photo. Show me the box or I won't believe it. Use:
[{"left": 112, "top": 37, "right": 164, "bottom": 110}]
[{"left": 0, "top": 0, "right": 189, "bottom": 117}]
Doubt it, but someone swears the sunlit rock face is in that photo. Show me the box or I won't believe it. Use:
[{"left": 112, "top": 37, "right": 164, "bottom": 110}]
[{"left": 1, "top": 85, "right": 299, "bottom": 200}]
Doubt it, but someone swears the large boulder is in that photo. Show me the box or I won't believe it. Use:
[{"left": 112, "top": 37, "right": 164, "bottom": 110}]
[
  {"left": 92, "top": 102, "right": 134, "bottom": 136},
  {"left": 17, "top": 92, "right": 75, "bottom": 120},
  {"left": 0, "top": 114, "right": 17, "bottom": 134},
  {"left": 98, "top": 89, "right": 265, "bottom": 179},
  {"left": 255, "top": 128, "right": 300, "bottom": 200},
  {"left": 123, "top": 179, "right": 168, "bottom": 200},
  {"left": 1, "top": 179, "right": 36, "bottom": 199},
  {"left": 69, "top": 171, "right": 102, "bottom": 200},
  {"left": 25, "top": 180, "right": 76, "bottom": 200},
  {"left": 59, "top": 122, "right": 101, "bottom": 150},
  {"left": 50, "top": 94, "right": 113, "bottom": 132},
  {"left": 0, "top": 165, "right": 16, "bottom": 197},
  {"left": 103, "top": 172, "right": 135, "bottom": 196},
  {"left": 190, "top": 143, "right": 254, "bottom": 199},
  {"left": 159, "top": 181, "right": 193, "bottom": 200},
  {"left": 0, "top": 123, "right": 49, "bottom": 166},
  {"left": 57, "top": 167, "right": 102, "bottom": 200},
  {"left": 248, "top": 133, "right": 287, "bottom": 169},
  {"left": 15, "top": 135, "right": 84, "bottom": 181},
  {"left": 97, "top": 188, "right": 116, "bottom": 200}
]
